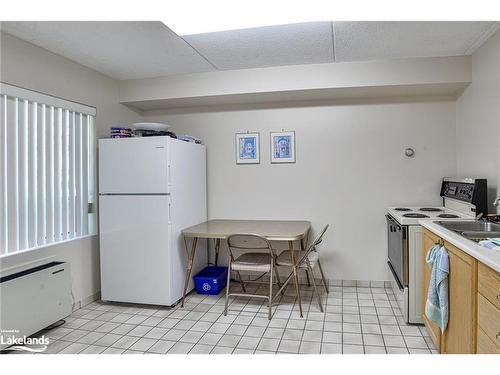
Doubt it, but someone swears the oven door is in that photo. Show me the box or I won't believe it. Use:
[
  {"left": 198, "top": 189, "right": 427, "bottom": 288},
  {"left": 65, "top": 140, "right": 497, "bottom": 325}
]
[{"left": 386, "top": 215, "right": 408, "bottom": 289}]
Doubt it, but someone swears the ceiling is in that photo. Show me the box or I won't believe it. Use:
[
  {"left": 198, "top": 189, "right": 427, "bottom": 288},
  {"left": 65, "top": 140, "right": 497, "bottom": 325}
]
[{"left": 2, "top": 21, "right": 498, "bottom": 80}]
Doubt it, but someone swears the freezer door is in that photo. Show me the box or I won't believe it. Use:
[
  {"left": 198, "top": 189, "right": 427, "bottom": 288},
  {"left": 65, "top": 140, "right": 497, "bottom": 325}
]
[
  {"left": 98, "top": 137, "right": 170, "bottom": 194},
  {"left": 99, "top": 195, "right": 173, "bottom": 305}
]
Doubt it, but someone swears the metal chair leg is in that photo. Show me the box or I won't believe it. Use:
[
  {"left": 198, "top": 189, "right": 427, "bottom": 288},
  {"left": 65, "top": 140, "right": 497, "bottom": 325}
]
[
  {"left": 288, "top": 240, "right": 303, "bottom": 318},
  {"left": 272, "top": 271, "right": 293, "bottom": 299},
  {"left": 207, "top": 238, "right": 211, "bottom": 266},
  {"left": 292, "top": 266, "right": 303, "bottom": 318},
  {"left": 317, "top": 259, "right": 329, "bottom": 293},
  {"left": 214, "top": 238, "right": 220, "bottom": 266},
  {"left": 301, "top": 237, "right": 311, "bottom": 287},
  {"left": 305, "top": 269, "right": 311, "bottom": 286},
  {"left": 274, "top": 264, "right": 284, "bottom": 295},
  {"left": 224, "top": 264, "right": 231, "bottom": 316},
  {"left": 307, "top": 264, "right": 323, "bottom": 313},
  {"left": 236, "top": 271, "right": 247, "bottom": 293},
  {"left": 268, "top": 264, "right": 273, "bottom": 320}
]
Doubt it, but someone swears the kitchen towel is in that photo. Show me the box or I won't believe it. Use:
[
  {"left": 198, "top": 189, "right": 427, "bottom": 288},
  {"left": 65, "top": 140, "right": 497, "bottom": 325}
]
[
  {"left": 478, "top": 238, "right": 500, "bottom": 250},
  {"left": 425, "top": 245, "right": 449, "bottom": 333},
  {"left": 490, "top": 238, "right": 500, "bottom": 246}
]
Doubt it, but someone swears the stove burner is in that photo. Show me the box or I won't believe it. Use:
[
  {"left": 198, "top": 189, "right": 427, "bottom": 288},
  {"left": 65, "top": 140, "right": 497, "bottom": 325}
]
[
  {"left": 437, "top": 214, "right": 459, "bottom": 218},
  {"left": 419, "top": 207, "right": 443, "bottom": 212},
  {"left": 403, "top": 213, "right": 430, "bottom": 218},
  {"left": 394, "top": 208, "right": 411, "bottom": 211}
]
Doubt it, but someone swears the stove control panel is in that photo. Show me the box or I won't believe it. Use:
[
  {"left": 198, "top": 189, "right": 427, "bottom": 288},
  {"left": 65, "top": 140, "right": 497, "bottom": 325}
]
[
  {"left": 440, "top": 178, "right": 488, "bottom": 216},
  {"left": 442, "top": 182, "right": 474, "bottom": 201}
]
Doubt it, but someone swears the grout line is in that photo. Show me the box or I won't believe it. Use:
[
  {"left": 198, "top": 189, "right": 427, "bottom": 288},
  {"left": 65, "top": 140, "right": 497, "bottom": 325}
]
[
  {"left": 356, "top": 285, "right": 366, "bottom": 354},
  {"left": 271, "top": 286, "right": 289, "bottom": 353},
  {"left": 201, "top": 292, "right": 244, "bottom": 353},
  {"left": 318, "top": 287, "right": 327, "bottom": 353},
  {"left": 340, "top": 284, "right": 344, "bottom": 353},
  {"left": 297, "top": 284, "right": 313, "bottom": 353},
  {"left": 251, "top": 284, "right": 273, "bottom": 353},
  {"left": 228, "top": 285, "right": 265, "bottom": 353},
  {"left": 215, "top": 283, "right": 264, "bottom": 353},
  {"left": 371, "top": 285, "right": 387, "bottom": 354}
]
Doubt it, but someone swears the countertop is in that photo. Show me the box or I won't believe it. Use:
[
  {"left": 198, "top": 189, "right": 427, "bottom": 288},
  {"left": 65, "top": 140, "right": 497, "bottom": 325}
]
[{"left": 420, "top": 220, "right": 500, "bottom": 273}]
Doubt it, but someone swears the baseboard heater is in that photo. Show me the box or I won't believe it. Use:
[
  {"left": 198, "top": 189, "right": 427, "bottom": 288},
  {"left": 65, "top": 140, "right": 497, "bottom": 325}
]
[{"left": 0, "top": 261, "right": 73, "bottom": 350}]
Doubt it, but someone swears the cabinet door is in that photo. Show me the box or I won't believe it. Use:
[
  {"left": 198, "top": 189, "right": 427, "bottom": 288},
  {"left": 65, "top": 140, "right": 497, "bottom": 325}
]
[
  {"left": 477, "top": 293, "right": 500, "bottom": 351},
  {"left": 477, "top": 327, "right": 499, "bottom": 354},
  {"left": 442, "top": 242, "right": 477, "bottom": 354},
  {"left": 421, "top": 229, "right": 442, "bottom": 351},
  {"left": 478, "top": 262, "right": 500, "bottom": 310}
]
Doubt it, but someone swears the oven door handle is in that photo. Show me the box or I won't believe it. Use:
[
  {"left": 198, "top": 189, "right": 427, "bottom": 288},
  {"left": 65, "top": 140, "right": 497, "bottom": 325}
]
[{"left": 387, "top": 261, "right": 404, "bottom": 291}]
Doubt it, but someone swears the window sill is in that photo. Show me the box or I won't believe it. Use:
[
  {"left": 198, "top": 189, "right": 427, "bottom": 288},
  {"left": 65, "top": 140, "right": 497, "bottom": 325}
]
[{"left": 0, "top": 234, "right": 97, "bottom": 259}]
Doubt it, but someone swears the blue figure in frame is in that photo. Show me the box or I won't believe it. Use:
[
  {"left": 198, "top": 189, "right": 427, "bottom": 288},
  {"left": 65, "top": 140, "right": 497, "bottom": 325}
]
[
  {"left": 273, "top": 135, "right": 291, "bottom": 158},
  {"left": 239, "top": 136, "right": 257, "bottom": 159}
]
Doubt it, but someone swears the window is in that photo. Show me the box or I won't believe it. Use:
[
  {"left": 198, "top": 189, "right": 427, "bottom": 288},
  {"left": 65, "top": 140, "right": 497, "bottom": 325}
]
[{"left": 0, "top": 83, "right": 96, "bottom": 256}]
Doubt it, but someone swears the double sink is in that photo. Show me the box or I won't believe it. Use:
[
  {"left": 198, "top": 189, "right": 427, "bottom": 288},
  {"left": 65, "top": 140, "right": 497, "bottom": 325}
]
[{"left": 437, "top": 220, "right": 500, "bottom": 241}]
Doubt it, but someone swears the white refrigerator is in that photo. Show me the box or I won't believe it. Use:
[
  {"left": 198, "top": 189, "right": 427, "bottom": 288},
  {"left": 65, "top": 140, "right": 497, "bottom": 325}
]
[{"left": 98, "top": 136, "right": 207, "bottom": 306}]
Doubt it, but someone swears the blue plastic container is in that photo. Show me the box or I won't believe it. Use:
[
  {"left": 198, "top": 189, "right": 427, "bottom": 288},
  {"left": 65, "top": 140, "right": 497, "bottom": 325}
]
[{"left": 193, "top": 266, "right": 228, "bottom": 295}]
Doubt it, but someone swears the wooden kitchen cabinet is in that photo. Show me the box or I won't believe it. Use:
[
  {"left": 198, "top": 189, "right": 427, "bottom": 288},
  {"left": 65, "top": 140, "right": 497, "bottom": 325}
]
[
  {"left": 421, "top": 228, "right": 477, "bottom": 354},
  {"left": 477, "top": 263, "right": 500, "bottom": 353},
  {"left": 441, "top": 242, "right": 476, "bottom": 354},
  {"left": 478, "top": 262, "right": 500, "bottom": 310},
  {"left": 421, "top": 229, "right": 442, "bottom": 350},
  {"left": 477, "top": 326, "right": 498, "bottom": 353}
]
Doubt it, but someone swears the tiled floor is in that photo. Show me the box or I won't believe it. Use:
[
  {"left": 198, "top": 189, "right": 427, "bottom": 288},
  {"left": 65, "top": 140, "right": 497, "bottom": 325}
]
[{"left": 5, "top": 282, "right": 437, "bottom": 354}]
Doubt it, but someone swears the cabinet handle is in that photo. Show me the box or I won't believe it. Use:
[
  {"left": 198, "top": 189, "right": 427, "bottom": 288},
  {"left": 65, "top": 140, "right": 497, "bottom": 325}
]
[
  {"left": 497, "top": 332, "right": 500, "bottom": 340},
  {"left": 497, "top": 294, "right": 500, "bottom": 300}
]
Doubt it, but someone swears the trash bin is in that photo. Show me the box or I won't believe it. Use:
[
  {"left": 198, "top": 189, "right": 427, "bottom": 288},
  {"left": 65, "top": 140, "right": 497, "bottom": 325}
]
[{"left": 193, "top": 266, "right": 228, "bottom": 295}]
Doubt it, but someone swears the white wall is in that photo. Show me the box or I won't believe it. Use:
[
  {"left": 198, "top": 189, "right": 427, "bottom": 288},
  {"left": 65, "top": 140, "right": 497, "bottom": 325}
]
[
  {"left": 145, "top": 101, "right": 457, "bottom": 281},
  {"left": 456, "top": 30, "right": 500, "bottom": 214},
  {"left": 0, "top": 32, "right": 143, "bottom": 138},
  {"left": 0, "top": 32, "right": 142, "bottom": 306},
  {"left": 3, "top": 26, "right": 492, "bottom": 290}
]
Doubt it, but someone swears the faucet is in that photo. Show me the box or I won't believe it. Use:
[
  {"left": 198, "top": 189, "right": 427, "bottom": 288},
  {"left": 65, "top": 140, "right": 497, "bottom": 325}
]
[{"left": 494, "top": 197, "right": 500, "bottom": 207}]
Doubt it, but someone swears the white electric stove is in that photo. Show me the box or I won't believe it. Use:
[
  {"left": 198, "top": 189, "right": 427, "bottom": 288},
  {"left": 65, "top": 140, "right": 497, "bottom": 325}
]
[
  {"left": 387, "top": 206, "right": 473, "bottom": 226},
  {"left": 386, "top": 178, "right": 488, "bottom": 324}
]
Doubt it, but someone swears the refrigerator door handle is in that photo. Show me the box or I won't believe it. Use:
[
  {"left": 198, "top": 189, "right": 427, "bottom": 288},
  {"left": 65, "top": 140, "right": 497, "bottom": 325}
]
[
  {"left": 168, "top": 202, "right": 172, "bottom": 224},
  {"left": 168, "top": 165, "right": 172, "bottom": 187}
]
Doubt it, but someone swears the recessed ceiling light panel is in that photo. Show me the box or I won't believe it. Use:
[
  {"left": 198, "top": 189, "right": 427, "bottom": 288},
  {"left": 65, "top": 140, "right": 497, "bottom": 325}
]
[{"left": 163, "top": 1, "right": 332, "bottom": 35}]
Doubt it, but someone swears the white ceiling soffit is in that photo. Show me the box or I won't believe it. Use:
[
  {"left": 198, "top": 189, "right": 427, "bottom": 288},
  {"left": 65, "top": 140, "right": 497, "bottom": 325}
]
[
  {"left": 183, "top": 22, "right": 334, "bottom": 70},
  {"left": 333, "top": 21, "right": 499, "bottom": 62},
  {"left": 0, "top": 21, "right": 215, "bottom": 80}
]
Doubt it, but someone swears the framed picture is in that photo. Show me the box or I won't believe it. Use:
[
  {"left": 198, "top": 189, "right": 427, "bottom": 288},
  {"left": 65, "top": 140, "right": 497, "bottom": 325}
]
[
  {"left": 271, "top": 131, "right": 295, "bottom": 163},
  {"left": 236, "top": 132, "right": 260, "bottom": 164}
]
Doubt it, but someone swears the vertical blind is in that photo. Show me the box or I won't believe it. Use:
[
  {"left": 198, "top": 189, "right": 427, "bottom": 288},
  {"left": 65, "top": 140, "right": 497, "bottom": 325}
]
[{"left": 0, "top": 83, "right": 96, "bottom": 256}]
